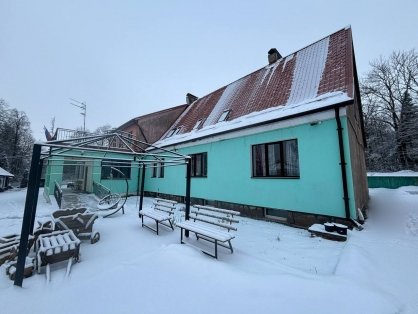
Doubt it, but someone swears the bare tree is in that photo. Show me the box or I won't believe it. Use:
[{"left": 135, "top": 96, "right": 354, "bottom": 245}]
[
  {"left": 0, "top": 99, "right": 34, "bottom": 181},
  {"left": 362, "top": 50, "right": 418, "bottom": 170}
]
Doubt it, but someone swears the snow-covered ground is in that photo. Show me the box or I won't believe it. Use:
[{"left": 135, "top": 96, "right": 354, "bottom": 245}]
[{"left": 0, "top": 187, "right": 417, "bottom": 314}]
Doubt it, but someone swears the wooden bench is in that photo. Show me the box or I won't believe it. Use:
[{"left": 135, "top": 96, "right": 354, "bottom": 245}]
[
  {"left": 176, "top": 204, "right": 240, "bottom": 259},
  {"left": 139, "top": 198, "right": 177, "bottom": 235},
  {"left": 0, "top": 234, "right": 34, "bottom": 266},
  {"left": 36, "top": 230, "right": 81, "bottom": 281}
]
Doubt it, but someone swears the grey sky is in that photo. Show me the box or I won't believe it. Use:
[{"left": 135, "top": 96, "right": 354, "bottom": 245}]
[{"left": 1, "top": 0, "right": 417, "bottom": 141}]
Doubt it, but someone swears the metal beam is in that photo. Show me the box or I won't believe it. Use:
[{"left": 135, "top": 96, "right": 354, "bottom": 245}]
[
  {"left": 29, "top": 159, "right": 44, "bottom": 233},
  {"left": 14, "top": 144, "right": 42, "bottom": 287},
  {"left": 139, "top": 164, "right": 146, "bottom": 213},
  {"left": 185, "top": 157, "right": 192, "bottom": 237}
]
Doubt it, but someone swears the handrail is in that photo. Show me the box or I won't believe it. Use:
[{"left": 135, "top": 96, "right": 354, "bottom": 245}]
[
  {"left": 53, "top": 181, "right": 63, "bottom": 208},
  {"left": 93, "top": 181, "right": 111, "bottom": 199}
]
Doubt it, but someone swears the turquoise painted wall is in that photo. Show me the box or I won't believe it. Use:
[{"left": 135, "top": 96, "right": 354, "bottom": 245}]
[{"left": 145, "top": 117, "right": 357, "bottom": 219}]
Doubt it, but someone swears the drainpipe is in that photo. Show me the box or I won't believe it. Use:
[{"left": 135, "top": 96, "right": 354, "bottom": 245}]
[{"left": 334, "top": 107, "right": 351, "bottom": 220}]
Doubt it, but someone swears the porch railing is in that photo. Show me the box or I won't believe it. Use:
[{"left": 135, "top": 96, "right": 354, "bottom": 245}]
[
  {"left": 93, "top": 181, "right": 111, "bottom": 199},
  {"left": 53, "top": 181, "right": 63, "bottom": 208}
]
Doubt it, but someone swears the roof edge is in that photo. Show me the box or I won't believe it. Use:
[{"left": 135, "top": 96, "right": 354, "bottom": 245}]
[{"left": 154, "top": 99, "right": 355, "bottom": 149}]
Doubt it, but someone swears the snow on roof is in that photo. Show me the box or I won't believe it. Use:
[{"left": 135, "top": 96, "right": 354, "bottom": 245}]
[
  {"left": 0, "top": 167, "right": 14, "bottom": 177},
  {"left": 153, "top": 91, "right": 351, "bottom": 148},
  {"left": 157, "top": 27, "right": 354, "bottom": 147}
]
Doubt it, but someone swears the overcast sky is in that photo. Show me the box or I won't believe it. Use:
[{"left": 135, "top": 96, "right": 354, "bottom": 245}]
[{"left": 1, "top": 0, "right": 417, "bottom": 141}]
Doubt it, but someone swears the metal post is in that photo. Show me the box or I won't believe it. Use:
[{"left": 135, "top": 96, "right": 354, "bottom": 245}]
[
  {"left": 139, "top": 164, "right": 146, "bottom": 213},
  {"left": 185, "top": 157, "right": 192, "bottom": 237},
  {"left": 29, "top": 159, "right": 44, "bottom": 233},
  {"left": 14, "top": 144, "right": 42, "bottom": 287}
]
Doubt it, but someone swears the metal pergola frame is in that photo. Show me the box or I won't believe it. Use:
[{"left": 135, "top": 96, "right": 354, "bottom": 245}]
[{"left": 14, "top": 132, "right": 193, "bottom": 287}]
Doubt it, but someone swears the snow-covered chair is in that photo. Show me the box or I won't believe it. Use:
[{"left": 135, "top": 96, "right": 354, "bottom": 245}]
[
  {"left": 35, "top": 230, "right": 80, "bottom": 281},
  {"left": 52, "top": 208, "right": 100, "bottom": 244}
]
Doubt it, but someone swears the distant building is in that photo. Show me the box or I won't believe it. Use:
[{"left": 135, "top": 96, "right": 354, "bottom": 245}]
[{"left": 0, "top": 167, "right": 14, "bottom": 190}]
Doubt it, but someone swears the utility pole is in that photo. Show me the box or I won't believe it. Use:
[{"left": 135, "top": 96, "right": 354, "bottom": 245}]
[{"left": 69, "top": 98, "right": 87, "bottom": 132}]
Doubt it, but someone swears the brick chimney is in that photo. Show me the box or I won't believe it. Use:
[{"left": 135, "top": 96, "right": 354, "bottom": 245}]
[
  {"left": 268, "top": 48, "right": 282, "bottom": 64},
  {"left": 186, "top": 93, "right": 198, "bottom": 105}
]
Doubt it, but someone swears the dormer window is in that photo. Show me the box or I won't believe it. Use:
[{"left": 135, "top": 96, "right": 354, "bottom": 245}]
[
  {"left": 218, "top": 109, "right": 230, "bottom": 122},
  {"left": 166, "top": 126, "right": 182, "bottom": 138},
  {"left": 193, "top": 119, "right": 203, "bottom": 130}
]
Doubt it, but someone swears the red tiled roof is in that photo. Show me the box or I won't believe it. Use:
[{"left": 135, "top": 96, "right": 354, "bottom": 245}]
[{"left": 160, "top": 27, "right": 354, "bottom": 144}]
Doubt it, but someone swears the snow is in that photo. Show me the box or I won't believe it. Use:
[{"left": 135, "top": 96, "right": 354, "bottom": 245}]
[
  {"left": 287, "top": 37, "right": 329, "bottom": 105},
  {"left": 153, "top": 91, "right": 351, "bottom": 148},
  {"left": 368, "top": 170, "right": 418, "bottom": 177},
  {"left": 1, "top": 186, "right": 418, "bottom": 313},
  {"left": 203, "top": 78, "right": 247, "bottom": 127}
]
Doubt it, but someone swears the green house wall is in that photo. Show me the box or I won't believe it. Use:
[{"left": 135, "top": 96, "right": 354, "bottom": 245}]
[{"left": 145, "top": 117, "right": 356, "bottom": 219}]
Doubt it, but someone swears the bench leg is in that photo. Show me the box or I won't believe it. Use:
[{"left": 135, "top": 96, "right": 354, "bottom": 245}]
[
  {"left": 156, "top": 221, "right": 159, "bottom": 235},
  {"left": 215, "top": 240, "right": 218, "bottom": 259},
  {"left": 141, "top": 214, "right": 144, "bottom": 227},
  {"left": 46, "top": 264, "right": 51, "bottom": 282},
  {"left": 228, "top": 240, "right": 233, "bottom": 254},
  {"left": 168, "top": 219, "right": 174, "bottom": 231},
  {"left": 66, "top": 258, "right": 73, "bottom": 277},
  {"left": 180, "top": 228, "right": 184, "bottom": 244}
]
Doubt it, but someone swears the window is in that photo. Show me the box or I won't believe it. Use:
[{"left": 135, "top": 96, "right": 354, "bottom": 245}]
[
  {"left": 190, "top": 153, "right": 207, "bottom": 177},
  {"left": 166, "top": 127, "right": 182, "bottom": 138},
  {"left": 252, "top": 139, "right": 299, "bottom": 178},
  {"left": 193, "top": 119, "right": 203, "bottom": 130},
  {"left": 101, "top": 159, "right": 131, "bottom": 179},
  {"left": 159, "top": 159, "right": 164, "bottom": 178},
  {"left": 151, "top": 160, "right": 164, "bottom": 178},
  {"left": 218, "top": 110, "right": 230, "bottom": 122},
  {"left": 152, "top": 162, "right": 157, "bottom": 178}
]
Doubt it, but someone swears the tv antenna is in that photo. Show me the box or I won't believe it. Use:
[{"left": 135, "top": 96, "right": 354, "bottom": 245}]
[{"left": 69, "top": 98, "right": 87, "bottom": 132}]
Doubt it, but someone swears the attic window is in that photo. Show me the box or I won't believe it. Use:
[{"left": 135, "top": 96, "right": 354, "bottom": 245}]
[
  {"left": 193, "top": 119, "right": 203, "bottom": 130},
  {"left": 166, "top": 127, "right": 182, "bottom": 138},
  {"left": 218, "top": 110, "right": 230, "bottom": 122}
]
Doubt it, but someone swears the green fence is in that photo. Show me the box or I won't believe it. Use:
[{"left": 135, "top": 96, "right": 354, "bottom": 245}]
[{"left": 367, "top": 176, "right": 418, "bottom": 189}]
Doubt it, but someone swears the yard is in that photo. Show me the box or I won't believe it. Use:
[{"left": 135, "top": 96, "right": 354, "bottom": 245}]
[{"left": 0, "top": 187, "right": 417, "bottom": 314}]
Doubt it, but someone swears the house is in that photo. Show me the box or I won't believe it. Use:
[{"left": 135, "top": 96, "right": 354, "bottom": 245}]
[
  {"left": 41, "top": 27, "right": 367, "bottom": 228},
  {"left": 0, "top": 167, "right": 14, "bottom": 191},
  {"left": 43, "top": 105, "right": 188, "bottom": 198},
  {"left": 116, "top": 104, "right": 188, "bottom": 150},
  {"left": 145, "top": 26, "right": 368, "bottom": 227}
]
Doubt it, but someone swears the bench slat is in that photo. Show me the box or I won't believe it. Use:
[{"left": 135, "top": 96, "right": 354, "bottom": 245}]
[
  {"left": 140, "top": 209, "right": 172, "bottom": 222},
  {"left": 153, "top": 205, "right": 175, "bottom": 214},
  {"left": 190, "top": 210, "right": 239, "bottom": 224},
  {"left": 190, "top": 216, "right": 237, "bottom": 231},
  {"left": 176, "top": 221, "right": 235, "bottom": 242},
  {"left": 193, "top": 204, "right": 240, "bottom": 216},
  {"left": 155, "top": 198, "right": 177, "bottom": 205}
]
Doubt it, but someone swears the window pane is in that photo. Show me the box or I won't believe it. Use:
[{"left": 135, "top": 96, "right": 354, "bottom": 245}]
[
  {"left": 195, "top": 154, "right": 202, "bottom": 176},
  {"left": 152, "top": 163, "right": 157, "bottom": 177},
  {"left": 252, "top": 145, "right": 266, "bottom": 176},
  {"left": 283, "top": 140, "right": 299, "bottom": 177},
  {"left": 202, "top": 153, "right": 207, "bottom": 176},
  {"left": 159, "top": 161, "right": 164, "bottom": 178},
  {"left": 267, "top": 143, "right": 281, "bottom": 176}
]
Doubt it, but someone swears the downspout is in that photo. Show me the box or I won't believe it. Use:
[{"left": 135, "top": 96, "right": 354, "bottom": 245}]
[{"left": 334, "top": 107, "right": 351, "bottom": 220}]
